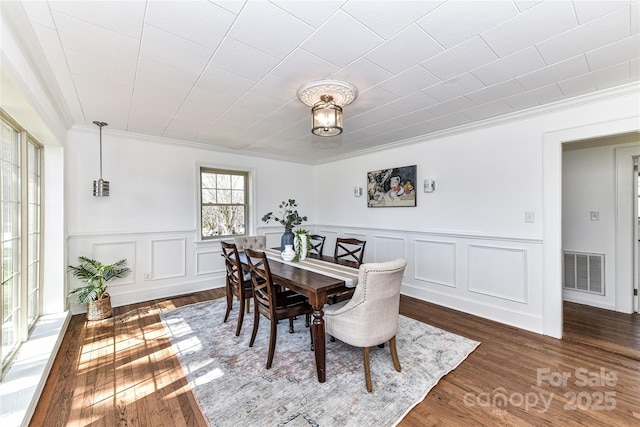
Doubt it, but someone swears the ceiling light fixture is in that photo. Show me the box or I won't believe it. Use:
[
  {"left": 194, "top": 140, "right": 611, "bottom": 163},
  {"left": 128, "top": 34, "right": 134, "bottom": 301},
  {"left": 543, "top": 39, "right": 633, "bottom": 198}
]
[
  {"left": 297, "top": 80, "right": 358, "bottom": 137},
  {"left": 92, "top": 120, "right": 110, "bottom": 197}
]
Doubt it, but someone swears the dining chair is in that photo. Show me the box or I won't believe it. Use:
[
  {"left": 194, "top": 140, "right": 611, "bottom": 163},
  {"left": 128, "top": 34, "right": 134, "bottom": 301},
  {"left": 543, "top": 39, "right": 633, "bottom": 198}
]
[
  {"left": 245, "top": 248, "right": 313, "bottom": 369},
  {"left": 233, "top": 235, "right": 266, "bottom": 250},
  {"left": 220, "top": 241, "right": 253, "bottom": 336},
  {"left": 324, "top": 258, "right": 407, "bottom": 392},
  {"left": 334, "top": 237, "right": 366, "bottom": 266},
  {"left": 309, "top": 234, "right": 326, "bottom": 255}
]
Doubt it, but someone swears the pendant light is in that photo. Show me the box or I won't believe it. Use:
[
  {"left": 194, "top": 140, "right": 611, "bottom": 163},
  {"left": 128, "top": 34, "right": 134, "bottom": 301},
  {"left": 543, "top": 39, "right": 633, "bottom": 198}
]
[
  {"left": 297, "top": 80, "right": 358, "bottom": 137},
  {"left": 92, "top": 121, "right": 109, "bottom": 197}
]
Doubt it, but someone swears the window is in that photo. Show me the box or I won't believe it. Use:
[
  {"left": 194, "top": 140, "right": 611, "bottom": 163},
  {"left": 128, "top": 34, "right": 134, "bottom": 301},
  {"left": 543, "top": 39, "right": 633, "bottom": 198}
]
[
  {"left": 200, "top": 168, "right": 248, "bottom": 239},
  {"left": 1, "top": 114, "right": 42, "bottom": 374}
]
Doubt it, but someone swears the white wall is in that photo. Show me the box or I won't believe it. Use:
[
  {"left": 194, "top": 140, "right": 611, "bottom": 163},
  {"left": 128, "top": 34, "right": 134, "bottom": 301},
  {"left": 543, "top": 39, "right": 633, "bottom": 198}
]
[
  {"left": 314, "top": 89, "right": 640, "bottom": 334},
  {"left": 65, "top": 128, "right": 315, "bottom": 312},
  {"left": 562, "top": 144, "right": 618, "bottom": 309}
]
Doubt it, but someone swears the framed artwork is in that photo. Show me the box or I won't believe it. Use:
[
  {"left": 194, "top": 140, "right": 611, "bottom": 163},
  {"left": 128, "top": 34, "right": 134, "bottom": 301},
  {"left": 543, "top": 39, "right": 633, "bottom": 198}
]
[{"left": 367, "top": 165, "right": 417, "bottom": 208}]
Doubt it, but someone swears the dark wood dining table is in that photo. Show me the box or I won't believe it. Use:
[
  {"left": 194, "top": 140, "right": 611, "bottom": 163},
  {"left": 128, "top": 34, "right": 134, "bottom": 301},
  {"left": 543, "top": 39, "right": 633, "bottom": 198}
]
[{"left": 240, "top": 251, "right": 358, "bottom": 383}]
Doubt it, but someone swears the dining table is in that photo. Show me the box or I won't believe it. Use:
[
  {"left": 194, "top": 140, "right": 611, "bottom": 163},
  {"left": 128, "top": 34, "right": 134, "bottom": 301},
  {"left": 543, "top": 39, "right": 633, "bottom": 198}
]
[{"left": 240, "top": 248, "right": 360, "bottom": 383}]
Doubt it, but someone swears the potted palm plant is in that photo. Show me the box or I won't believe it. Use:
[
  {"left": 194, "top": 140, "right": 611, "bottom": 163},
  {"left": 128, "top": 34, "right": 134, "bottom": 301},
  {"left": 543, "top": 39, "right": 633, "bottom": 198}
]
[{"left": 67, "top": 256, "right": 131, "bottom": 320}]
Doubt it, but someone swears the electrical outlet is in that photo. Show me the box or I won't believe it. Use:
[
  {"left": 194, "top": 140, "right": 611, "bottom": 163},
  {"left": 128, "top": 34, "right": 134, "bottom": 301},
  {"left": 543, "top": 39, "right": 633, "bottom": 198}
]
[
  {"left": 590, "top": 211, "right": 600, "bottom": 221},
  {"left": 144, "top": 273, "right": 151, "bottom": 281},
  {"left": 525, "top": 211, "right": 535, "bottom": 223}
]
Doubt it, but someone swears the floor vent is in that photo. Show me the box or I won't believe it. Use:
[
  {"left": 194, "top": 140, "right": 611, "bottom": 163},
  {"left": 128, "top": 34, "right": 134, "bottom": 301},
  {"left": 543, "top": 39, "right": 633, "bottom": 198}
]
[{"left": 563, "top": 251, "right": 605, "bottom": 295}]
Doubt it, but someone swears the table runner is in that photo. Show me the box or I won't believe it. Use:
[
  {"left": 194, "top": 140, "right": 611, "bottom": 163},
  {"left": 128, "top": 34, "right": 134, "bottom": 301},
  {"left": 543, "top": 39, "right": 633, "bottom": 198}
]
[{"left": 263, "top": 248, "right": 359, "bottom": 287}]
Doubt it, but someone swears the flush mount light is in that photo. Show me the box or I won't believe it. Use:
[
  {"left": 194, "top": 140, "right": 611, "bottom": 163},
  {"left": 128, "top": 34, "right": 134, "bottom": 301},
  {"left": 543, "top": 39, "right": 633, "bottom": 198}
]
[
  {"left": 92, "top": 120, "right": 109, "bottom": 197},
  {"left": 297, "top": 80, "right": 358, "bottom": 137}
]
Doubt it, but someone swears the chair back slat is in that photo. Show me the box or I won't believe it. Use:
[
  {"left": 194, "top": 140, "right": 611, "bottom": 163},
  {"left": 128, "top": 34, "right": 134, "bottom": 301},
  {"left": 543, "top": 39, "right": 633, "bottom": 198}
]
[
  {"left": 334, "top": 237, "right": 366, "bottom": 265},
  {"left": 221, "top": 241, "right": 243, "bottom": 293},
  {"left": 309, "top": 234, "right": 326, "bottom": 255},
  {"left": 245, "top": 248, "right": 276, "bottom": 317}
]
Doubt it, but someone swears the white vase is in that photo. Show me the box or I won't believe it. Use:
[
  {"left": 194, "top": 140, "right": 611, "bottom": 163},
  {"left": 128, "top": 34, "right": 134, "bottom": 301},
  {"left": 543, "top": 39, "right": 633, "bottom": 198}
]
[
  {"left": 281, "top": 244, "right": 295, "bottom": 262},
  {"left": 294, "top": 234, "right": 308, "bottom": 261}
]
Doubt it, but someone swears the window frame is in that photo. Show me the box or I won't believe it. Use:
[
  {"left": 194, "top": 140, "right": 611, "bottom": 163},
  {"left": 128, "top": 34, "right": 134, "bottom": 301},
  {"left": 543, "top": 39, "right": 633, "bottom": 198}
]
[
  {"left": 199, "top": 167, "right": 249, "bottom": 240},
  {"left": 1, "top": 111, "right": 43, "bottom": 378}
]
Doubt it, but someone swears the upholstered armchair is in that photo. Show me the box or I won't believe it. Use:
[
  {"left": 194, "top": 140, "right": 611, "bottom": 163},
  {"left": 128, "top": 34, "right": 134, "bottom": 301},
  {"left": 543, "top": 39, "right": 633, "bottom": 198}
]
[
  {"left": 324, "top": 258, "right": 407, "bottom": 392},
  {"left": 234, "top": 235, "right": 266, "bottom": 250}
]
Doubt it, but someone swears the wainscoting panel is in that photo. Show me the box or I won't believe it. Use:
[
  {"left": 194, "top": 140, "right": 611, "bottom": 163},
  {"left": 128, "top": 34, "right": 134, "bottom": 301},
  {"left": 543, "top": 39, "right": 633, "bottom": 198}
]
[
  {"left": 468, "top": 244, "right": 528, "bottom": 303},
  {"left": 151, "top": 238, "right": 186, "bottom": 280},
  {"left": 373, "top": 235, "right": 404, "bottom": 264},
  {"left": 414, "top": 239, "right": 456, "bottom": 288},
  {"left": 196, "top": 248, "right": 224, "bottom": 276},
  {"left": 92, "top": 241, "right": 136, "bottom": 286}
]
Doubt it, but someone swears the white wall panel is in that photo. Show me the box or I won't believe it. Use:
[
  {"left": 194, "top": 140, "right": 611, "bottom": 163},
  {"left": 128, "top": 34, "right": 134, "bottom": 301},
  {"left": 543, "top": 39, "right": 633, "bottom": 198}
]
[
  {"left": 150, "top": 238, "right": 186, "bottom": 280},
  {"left": 373, "top": 235, "right": 404, "bottom": 263},
  {"left": 414, "top": 239, "right": 456, "bottom": 287},
  {"left": 196, "top": 248, "right": 223, "bottom": 276},
  {"left": 468, "top": 244, "right": 527, "bottom": 303},
  {"left": 93, "top": 241, "right": 136, "bottom": 286}
]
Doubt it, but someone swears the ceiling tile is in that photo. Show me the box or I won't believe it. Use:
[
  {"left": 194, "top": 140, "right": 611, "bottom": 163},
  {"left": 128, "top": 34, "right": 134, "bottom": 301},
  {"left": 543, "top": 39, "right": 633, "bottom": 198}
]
[
  {"left": 145, "top": 0, "right": 235, "bottom": 50},
  {"left": 517, "top": 55, "right": 590, "bottom": 90},
  {"left": 65, "top": 48, "right": 136, "bottom": 87},
  {"left": 49, "top": 0, "right": 145, "bottom": 38},
  {"left": 504, "top": 83, "right": 565, "bottom": 110},
  {"left": 424, "top": 96, "right": 476, "bottom": 117},
  {"left": 423, "top": 73, "right": 484, "bottom": 102},
  {"left": 471, "top": 47, "right": 546, "bottom": 87},
  {"left": 346, "top": 86, "right": 397, "bottom": 115},
  {"left": 462, "top": 100, "right": 513, "bottom": 121},
  {"left": 270, "top": 49, "right": 339, "bottom": 85},
  {"left": 421, "top": 36, "right": 498, "bottom": 80},
  {"left": 140, "top": 25, "right": 213, "bottom": 75},
  {"left": 558, "top": 63, "right": 631, "bottom": 96},
  {"left": 345, "top": 105, "right": 402, "bottom": 129},
  {"left": 210, "top": 37, "right": 280, "bottom": 81},
  {"left": 52, "top": 11, "right": 140, "bottom": 67},
  {"left": 184, "top": 86, "right": 236, "bottom": 114},
  {"left": 481, "top": 0, "right": 577, "bottom": 57},
  {"left": 632, "top": 2, "right": 639, "bottom": 34},
  {"left": 23, "top": 0, "right": 55, "bottom": 28},
  {"left": 385, "top": 92, "right": 439, "bottom": 115},
  {"left": 377, "top": 66, "right": 440, "bottom": 97},
  {"left": 230, "top": 1, "right": 313, "bottom": 59},
  {"left": 343, "top": 0, "right": 443, "bottom": 39},
  {"left": 271, "top": 0, "right": 344, "bottom": 28},
  {"left": 301, "top": 10, "right": 383, "bottom": 67},
  {"left": 196, "top": 66, "right": 256, "bottom": 98},
  {"left": 365, "top": 25, "right": 443, "bottom": 74},
  {"left": 249, "top": 74, "right": 301, "bottom": 103},
  {"left": 417, "top": 1, "right": 518, "bottom": 48},
  {"left": 73, "top": 75, "right": 132, "bottom": 125},
  {"left": 573, "top": 0, "right": 634, "bottom": 24},
  {"left": 513, "top": 1, "right": 544, "bottom": 13},
  {"left": 586, "top": 36, "right": 640, "bottom": 71},
  {"left": 537, "top": 7, "right": 632, "bottom": 65},
  {"left": 210, "top": 0, "right": 246, "bottom": 15},
  {"left": 329, "top": 58, "right": 393, "bottom": 92},
  {"left": 465, "top": 80, "right": 526, "bottom": 105}
]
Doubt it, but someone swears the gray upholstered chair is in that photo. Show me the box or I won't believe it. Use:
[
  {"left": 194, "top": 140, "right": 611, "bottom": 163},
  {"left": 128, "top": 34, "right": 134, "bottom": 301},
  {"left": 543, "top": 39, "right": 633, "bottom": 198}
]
[
  {"left": 233, "top": 235, "right": 266, "bottom": 250},
  {"left": 324, "top": 258, "right": 407, "bottom": 392}
]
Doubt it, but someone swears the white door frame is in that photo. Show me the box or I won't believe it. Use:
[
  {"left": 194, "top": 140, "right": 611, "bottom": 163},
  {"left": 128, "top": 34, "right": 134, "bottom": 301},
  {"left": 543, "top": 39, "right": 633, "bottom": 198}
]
[{"left": 543, "top": 117, "right": 639, "bottom": 338}]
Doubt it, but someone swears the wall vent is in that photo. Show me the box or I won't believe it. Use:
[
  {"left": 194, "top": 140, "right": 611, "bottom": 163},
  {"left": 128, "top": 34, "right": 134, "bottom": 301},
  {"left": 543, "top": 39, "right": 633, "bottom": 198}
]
[{"left": 563, "top": 251, "right": 605, "bottom": 295}]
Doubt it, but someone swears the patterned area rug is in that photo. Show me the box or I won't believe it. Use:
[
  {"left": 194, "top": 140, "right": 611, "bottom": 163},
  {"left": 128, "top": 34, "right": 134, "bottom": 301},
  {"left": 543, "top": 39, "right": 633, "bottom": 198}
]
[{"left": 160, "top": 299, "right": 480, "bottom": 427}]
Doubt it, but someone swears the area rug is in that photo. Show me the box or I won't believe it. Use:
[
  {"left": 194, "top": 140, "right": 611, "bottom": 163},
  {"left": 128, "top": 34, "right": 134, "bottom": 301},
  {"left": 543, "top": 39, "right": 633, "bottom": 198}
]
[{"left": 160, "top": 299, "right": 480, "bottom": 427}]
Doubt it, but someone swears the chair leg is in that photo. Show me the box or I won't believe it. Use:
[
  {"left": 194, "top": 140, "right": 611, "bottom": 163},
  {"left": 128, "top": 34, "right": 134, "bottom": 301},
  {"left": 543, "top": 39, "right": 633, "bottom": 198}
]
[
  {"left": 223, "top": 288, "right": 233, "bottom": 323},
  {"left": 389, "top": 335, "right": 401, "bottom": 372},
  {"left": 235, "top": 297, "right": 245, "bottom": 336},
  {"left": 249, "top": 305, "right": 260, "bottom": 347},
  {"left": 363, "top": 347, "right": 372, "bottom": 392},
  {"left": 305, "top": 313, "right": 310, "bottom": 327},
  {"left": 266, "top": 317, "right": 278, "bottom": 369},
  {"left": 289, "top": 317, "right": 294, "bottom": 333}
]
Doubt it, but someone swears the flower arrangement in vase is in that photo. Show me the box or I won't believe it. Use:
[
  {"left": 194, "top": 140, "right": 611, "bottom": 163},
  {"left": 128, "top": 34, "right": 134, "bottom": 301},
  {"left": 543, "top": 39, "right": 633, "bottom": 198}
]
[
  {"left": 293, "top": 229, "right": 312, "bottom": 262},
  {"left": 261, "top": 199, "right": 308, "bottom": 250}
]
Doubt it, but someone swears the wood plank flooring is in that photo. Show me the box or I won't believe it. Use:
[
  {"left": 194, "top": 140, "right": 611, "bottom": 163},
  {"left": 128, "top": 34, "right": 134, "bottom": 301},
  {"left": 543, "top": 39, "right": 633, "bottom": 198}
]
[{"left": 30, "top": 291, "right": 639, "bottom": 426}]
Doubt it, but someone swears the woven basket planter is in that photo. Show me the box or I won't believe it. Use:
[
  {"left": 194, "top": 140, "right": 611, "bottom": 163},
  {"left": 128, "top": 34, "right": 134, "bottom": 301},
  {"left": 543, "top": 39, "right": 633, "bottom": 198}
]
[{"left": 87, "top": 294, "right": 112, "bottom": 320}]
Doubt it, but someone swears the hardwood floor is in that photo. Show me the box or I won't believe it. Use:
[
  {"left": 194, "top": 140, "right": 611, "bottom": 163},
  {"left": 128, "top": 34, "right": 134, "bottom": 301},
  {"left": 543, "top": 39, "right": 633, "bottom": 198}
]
[{"left": 31, "top": 291, "right": 639, "bottom": 426}]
